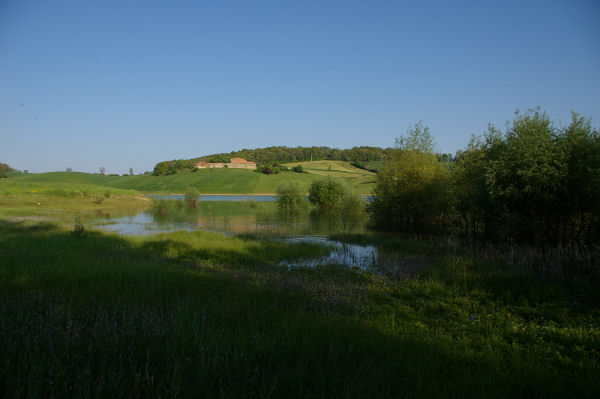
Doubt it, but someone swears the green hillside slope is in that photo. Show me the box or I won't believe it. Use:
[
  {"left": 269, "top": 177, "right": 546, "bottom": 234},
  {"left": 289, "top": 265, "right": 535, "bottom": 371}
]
[
  {"left": 7, "top": 171, "right": 123, "bottom": 185},
  {"left": 2, "top": 161, "right": 376, "bottom": 194}
]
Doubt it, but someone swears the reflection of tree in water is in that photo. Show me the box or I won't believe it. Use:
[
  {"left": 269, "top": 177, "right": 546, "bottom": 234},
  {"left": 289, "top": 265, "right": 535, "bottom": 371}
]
[{"left": 146, "top": 199, "right": 369, "bottom": 237}]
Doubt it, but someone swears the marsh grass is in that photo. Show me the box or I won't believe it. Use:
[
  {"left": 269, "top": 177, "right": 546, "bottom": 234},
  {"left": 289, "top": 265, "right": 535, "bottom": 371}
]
[{"left": 0, "top": 221, "right": 598, "bottom": 397}]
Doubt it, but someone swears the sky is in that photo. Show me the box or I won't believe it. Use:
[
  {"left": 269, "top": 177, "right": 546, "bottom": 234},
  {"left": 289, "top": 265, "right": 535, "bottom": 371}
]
[{"left": 1, "top": 0, "right": 599, "bottom": 174}]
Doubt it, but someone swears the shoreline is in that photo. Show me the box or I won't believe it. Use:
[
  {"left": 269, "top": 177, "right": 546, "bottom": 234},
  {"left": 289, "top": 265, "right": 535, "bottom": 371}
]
[{"left": 145, "top": 193, "right": 278, "bottom": 196}]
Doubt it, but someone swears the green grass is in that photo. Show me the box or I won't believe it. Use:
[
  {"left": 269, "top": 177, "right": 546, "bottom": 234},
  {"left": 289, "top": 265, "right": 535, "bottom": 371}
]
[
  {"left": 0, "top": 219, "right": 598, "bottom": 397},
  {"left": 282, "top": 160, "right": 376, "bottom": 192},
  {"left": 2, "top": 161, "right": 376, "bottom": 194},
  {"left": 0, "top": 179, "right": 147, "bottom": 224}
]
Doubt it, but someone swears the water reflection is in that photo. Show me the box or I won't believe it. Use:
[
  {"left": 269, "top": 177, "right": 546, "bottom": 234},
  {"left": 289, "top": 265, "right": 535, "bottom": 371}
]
[
  {"left": 95, "top": 201, "right": 368, "bottom": 238},
  {"left": 94, "top": 200, "right": 420, "bottom": 275}
]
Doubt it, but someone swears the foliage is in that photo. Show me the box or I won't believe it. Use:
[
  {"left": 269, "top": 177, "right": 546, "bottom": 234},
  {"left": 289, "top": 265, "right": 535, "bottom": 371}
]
[
  {"left": 0, "top": 162, "right": 16, "bottom": 178},
  {"left": 308, "top": 177, "right": 348, "bottom": 212},
  {"left": 148, "top": 199, "right": 171, "bottom": 217},
  {"left": 457, "top": 109, "right": 600, "bottom": 246},
  {"left": 369, "top": 122, "right": 451, "bottom": 232},
  {"left": 184, "top": 187, "right": 200, "bottom": 209},
  {"left": 276, "top": 182, "right": 307, "bottom": 214},
  {"left": 293, "top": 165, "right": 304, "bottom": 173},
  {"left": 371, "top": 109, "right": 600, "bottom": 248}
]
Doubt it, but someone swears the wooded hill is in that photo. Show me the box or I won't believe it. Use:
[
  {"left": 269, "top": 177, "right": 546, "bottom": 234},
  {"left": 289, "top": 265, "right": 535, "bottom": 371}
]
[{"left": 152, "top": 146, "right": 395, "bottom": 175}]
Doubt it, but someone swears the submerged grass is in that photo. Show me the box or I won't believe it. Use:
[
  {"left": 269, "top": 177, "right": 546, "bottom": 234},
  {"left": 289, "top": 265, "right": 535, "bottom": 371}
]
[{"left": 0, "top": 219, "right": 599, "bottom": 397}]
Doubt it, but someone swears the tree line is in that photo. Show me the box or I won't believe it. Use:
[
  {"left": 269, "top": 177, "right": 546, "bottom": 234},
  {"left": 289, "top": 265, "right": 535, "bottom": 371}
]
[{"left": 369, "top": 109, "right": 600, "bottom": 248}]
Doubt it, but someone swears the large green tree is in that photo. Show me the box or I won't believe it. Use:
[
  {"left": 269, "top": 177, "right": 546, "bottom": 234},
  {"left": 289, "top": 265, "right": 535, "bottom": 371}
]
[{"left": 369, "top": 122, "right": 451, "bottom": 231}]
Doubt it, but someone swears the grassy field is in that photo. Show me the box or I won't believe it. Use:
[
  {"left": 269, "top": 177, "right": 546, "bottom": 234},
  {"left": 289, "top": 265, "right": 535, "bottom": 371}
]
[
  {"left": 1, "top": 218, "right": 598, "bottom": 397},
  {"left": 282, "top": 160, "right": 376, "bottom": 190},
  {"left": 1, "top": 182, "right": 598, "bottom": 397},
  {"left": 4, "top": 161, "right": 376, "bottom": 194}
]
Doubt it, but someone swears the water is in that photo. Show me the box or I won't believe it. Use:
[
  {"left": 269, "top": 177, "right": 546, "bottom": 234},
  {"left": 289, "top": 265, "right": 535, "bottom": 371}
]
[
  {"left": 146, "top": 194, "right": 278, "bottom": 202},
  {"left": 96, "top": 200, "right": 367, "bottom": 237},
  {"left": 94, "top": 199, "right": 409, "bottom": 273},
  {"left": 279, "top": 236, "right": 377, "bottom": 271}
]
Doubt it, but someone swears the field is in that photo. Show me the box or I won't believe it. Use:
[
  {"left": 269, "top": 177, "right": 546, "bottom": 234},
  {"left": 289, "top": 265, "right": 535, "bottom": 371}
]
[
  {"left": 0, "top": 177, "right": 599, "bottom": 397},
  {"left": 4, "top": 161, "right": 376, "bottom": 194}
]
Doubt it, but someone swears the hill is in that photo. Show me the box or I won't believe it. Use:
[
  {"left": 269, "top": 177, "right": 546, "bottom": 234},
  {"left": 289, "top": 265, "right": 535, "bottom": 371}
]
[
  {"left": 3, "top": 162, "right": 376, "bottom": 194},
  {"left": 152, "top": 145, "right": 393, "bottom": 175}
]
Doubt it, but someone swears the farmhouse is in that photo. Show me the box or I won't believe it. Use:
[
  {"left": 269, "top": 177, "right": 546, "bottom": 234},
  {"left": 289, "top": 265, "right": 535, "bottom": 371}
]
[{"left": 193, "top": 158, "right": 256, "bottom": 170}]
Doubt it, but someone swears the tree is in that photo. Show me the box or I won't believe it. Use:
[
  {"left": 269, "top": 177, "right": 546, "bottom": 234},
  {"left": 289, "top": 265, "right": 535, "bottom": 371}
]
[
  {"left": 129, "top": 168, "right": 134, "bottom": 176},
  {"left": 483, "top": 108, "right": 566, "bottom": 243},
  {"left": 369, "top": 122, "right": 451, "bottom": 231},
  {"left": 0, "top": 162, "right": 15, "bottom": 178},
  {"left": 99, "top": 167, "right": 106, "bottom": 175}
]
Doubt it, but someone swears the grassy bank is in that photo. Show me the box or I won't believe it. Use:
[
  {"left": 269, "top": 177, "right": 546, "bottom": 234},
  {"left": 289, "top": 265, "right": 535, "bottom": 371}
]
[
  {"left": 0, "top": 218, "right": 598, "bottom": 397},
  {"left": 0, "top": 179, "right": 147, "bottom": 224}
]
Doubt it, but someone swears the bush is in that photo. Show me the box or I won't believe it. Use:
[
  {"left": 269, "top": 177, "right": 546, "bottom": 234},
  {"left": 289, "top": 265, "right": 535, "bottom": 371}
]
[
  {"left": 336, "top": 190, "right": 365, "bottom": 232},
  {"left": 308, "top": 177, "right": 348, "bottom": 212},
  {"left": 149, "top": 199, "right": 171, "bottom": 217},
  {"left": 185, "top": 188, "right": 200, "bottom": 209},
  {"left": 293, "top": 165, "right": 304, "bottom": 173},
  {"left": 276, "top": 182, "right": 307, "bottom": 214}
]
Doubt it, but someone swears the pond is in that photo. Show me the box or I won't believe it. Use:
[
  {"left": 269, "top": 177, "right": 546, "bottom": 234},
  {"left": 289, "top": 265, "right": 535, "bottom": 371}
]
[{"left": 94, "top": 199, "right": 414, "bottom": 275}]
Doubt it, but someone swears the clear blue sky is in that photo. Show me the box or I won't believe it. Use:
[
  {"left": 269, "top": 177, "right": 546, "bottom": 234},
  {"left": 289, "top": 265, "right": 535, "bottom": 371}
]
[{"left": 1, "top": 0, "right": 599, "bottom": 174}]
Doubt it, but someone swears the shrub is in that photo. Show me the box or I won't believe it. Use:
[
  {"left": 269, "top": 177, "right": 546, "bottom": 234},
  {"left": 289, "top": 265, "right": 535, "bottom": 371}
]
[
  {"left": 185, "top": 188, "right": 200, "bottom": 209},
  {"left": 149, "top": 199, "right": 171, "bottom": 217},
  {"left": 336, "top": 190, "right": 366, "bottom": 232},
  {"left": 293, "top": 165, "right": 304, "bottom": 173},
  {"left": 308, "top": 177, "right": 347, "bottom": 212},
  {"left": 276, "top": 182, "right": 307, "bottom": 214}
]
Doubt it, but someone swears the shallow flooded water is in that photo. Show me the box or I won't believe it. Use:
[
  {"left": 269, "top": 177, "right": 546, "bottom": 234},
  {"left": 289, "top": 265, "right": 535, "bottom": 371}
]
[
  {"left": 95, "top": 200, "right": 367, "bottom": 237},
  {"left": 94, "top": 199, "right": 416, "bottom": 274}
]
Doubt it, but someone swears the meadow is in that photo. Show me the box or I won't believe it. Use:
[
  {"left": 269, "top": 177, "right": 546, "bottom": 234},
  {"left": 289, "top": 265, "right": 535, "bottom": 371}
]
[
  {"left": 0, "top": 176, "right": 599, "bottom": 397},
  {"left": 5, "top": 161, "right": 376, "bottom": 194}
]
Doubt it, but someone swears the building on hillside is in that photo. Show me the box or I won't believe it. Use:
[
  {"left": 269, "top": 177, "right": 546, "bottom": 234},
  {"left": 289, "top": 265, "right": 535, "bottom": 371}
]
[
  {"left": 227, "top": 157, "right": 257, "bottom": 169},
  {"left": 193, "top": 158, "right": 256, "bottom": 170}
]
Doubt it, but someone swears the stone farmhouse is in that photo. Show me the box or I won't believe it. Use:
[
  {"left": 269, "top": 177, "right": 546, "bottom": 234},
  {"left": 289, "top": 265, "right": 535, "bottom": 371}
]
[{"left": 194, "top": 157, "right": 257, "bottom": 170}]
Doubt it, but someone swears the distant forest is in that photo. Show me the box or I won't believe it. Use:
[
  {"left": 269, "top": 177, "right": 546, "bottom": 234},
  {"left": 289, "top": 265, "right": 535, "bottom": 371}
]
[{"left": 153, "top": 146, "right": 456, "bottom": 176}]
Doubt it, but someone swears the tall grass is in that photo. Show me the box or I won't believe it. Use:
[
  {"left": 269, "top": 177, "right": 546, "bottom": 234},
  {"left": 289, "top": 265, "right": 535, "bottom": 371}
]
[{"left": 0, "top": 221, "right": 598, "bottom": 397}]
